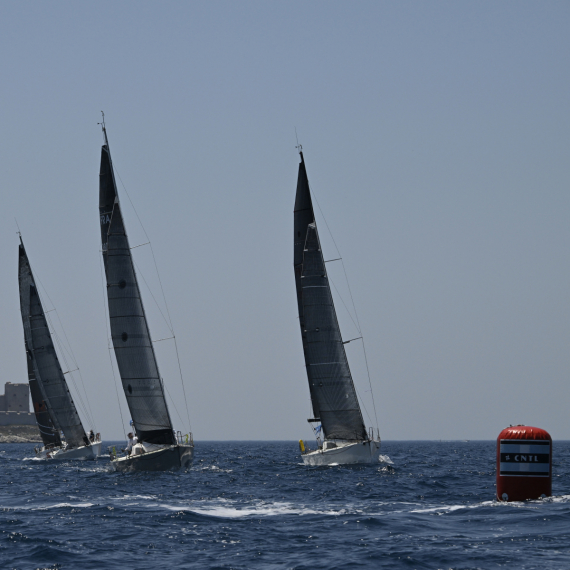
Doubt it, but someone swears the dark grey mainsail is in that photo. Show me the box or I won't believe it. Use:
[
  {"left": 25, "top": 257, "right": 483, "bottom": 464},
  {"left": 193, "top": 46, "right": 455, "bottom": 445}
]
[
  {"left": 18, "top": 241, "right": 87, "bottom": 448},
  {"left": 27, "top": 342, "right": 61, "bottom": 447},
  {"left": 99, "top": 129, "right": 175, "bottom": 446},
  {"left": 294, "top": 152, "right": 367, "bottom": 441}
]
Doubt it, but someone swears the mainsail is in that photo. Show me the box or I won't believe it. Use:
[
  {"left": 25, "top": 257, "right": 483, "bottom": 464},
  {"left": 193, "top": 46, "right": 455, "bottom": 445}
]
[
  {"left": 294, "top": 152, "right": 367, "bottom": 441},
  {"left": 27, "top": 342, "right": 61, "bottom": 447},
  {"left": 99, "top": 130, "right": 175, "bottom": 445},
  {"left": 18, "top": 241, "right": 87, "bottom": 448}
]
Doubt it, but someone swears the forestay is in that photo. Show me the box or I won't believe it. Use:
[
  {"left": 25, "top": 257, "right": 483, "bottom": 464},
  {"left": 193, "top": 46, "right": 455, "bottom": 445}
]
[
  {"left": 18, "top": 242, "right": 87, "bottom": 448},
  {"left": 293, "top": 153, "right": 367, "bottom": 441},
  {"left": 99, "top": 140, "right": 175, "bottom": 446}
]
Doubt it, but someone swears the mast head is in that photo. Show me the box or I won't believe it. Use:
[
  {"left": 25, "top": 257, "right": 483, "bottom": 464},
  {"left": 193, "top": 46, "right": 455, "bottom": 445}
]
[
  {"left": 98, "top": 110, "right": 109, "bottom": 148},
  {"left": 17, "top": 228, "right": 25, "bottom": 252},
  {"left": 14, "top": 218, "right": 23, "bottom": 246},
  {"left": 296, "top": 143, "right": 304, "bottom": 163}
]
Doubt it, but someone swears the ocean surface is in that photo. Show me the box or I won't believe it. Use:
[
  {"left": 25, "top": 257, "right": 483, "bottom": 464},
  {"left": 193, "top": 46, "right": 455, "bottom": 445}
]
[{"left": 1, "top": 440, "right": 570, "bottom": 569}]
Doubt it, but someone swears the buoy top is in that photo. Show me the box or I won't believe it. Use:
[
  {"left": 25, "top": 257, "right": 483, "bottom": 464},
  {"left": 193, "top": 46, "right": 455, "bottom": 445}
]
[{"left": 498, "top": 425, "right": 551, "bottom": 441}]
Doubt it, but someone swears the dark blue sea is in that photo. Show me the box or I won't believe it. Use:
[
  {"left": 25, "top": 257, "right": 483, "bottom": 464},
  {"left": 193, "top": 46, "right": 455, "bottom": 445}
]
[{"left": 2, "top": 440, "right": 570, "bottom": 569}]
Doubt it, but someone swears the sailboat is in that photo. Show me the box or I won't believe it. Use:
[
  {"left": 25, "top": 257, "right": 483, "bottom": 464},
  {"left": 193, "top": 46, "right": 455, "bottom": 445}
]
[
  {"left": 18, "top": 239, "right": 102, "bottom": 460},
  {"left": 293, "top": 149, "right": 380, "bottom": 466},
  {"left": 98, "top": 120, "right": 193, "bottom": 472}
]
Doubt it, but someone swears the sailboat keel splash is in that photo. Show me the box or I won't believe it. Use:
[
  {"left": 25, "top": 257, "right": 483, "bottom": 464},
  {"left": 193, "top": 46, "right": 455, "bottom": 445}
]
[
  {"left": 111, "top": 444, "right": 194, "bottom": 472},
  {"left": 302, "top": 440, "right": 381, "bottom": 466}
]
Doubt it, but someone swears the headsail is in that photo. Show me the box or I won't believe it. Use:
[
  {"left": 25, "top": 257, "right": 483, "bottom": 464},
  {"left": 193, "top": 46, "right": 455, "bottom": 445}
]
[
  {"left": 18, "top": 241, "right": 87, "bottom": 448},
  {"left": 99, "top": 131, "right": 175, "bottom": 445},
  {"left": 293, "top": 153, "right": 367, "bottom": 441}
]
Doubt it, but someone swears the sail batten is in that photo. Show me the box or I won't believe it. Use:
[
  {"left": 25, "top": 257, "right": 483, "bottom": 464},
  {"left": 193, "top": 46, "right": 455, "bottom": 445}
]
[
  {"left": 99, "top": 141, "right": 175, "bottom": 446},
  {"left": 18, "top": 242, "right": 87, "bottom": 448},
  {"left": 293, "top": 155, "right": 367, "bottom": 441}
]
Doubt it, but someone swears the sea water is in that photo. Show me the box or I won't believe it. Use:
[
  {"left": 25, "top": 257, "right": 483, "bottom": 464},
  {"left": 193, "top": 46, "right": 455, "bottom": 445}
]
[{"left": 1, "top": 440, "right": 570, "bottom": 569}]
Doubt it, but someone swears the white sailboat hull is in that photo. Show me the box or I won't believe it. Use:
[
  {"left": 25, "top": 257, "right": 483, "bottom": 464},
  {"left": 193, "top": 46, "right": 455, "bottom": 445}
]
[
  {"left": 111, "top": 444, "right": 194, "bottom": 472},
  {"left": 302, "top": 440, "right": 381, "bottom": 466},
  {"left": 36, "top": 441, "right": 102, "bottom": 461}
]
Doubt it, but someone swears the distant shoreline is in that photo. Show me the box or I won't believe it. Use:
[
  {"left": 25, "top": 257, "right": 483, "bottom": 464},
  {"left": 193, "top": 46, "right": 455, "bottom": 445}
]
[{"left": 0, "top": 425, "right": 42, "bottom": 444}]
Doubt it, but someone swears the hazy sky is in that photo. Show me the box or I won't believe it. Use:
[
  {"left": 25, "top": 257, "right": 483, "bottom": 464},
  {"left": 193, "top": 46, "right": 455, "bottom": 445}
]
[{"left": 1, "top": 2, "right": 569, "bottom": 441}]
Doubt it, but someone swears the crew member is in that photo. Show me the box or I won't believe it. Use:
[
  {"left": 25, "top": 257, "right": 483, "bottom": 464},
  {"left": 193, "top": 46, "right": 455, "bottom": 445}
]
[{"left": 126, "top": 432, "right": 138, "bottom": 455}]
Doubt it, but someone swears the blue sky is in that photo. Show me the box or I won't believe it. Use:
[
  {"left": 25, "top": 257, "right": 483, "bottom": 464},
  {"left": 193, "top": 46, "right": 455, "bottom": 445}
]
[{"left": 1, "top": 1, "right": 569, "bottom": 440}]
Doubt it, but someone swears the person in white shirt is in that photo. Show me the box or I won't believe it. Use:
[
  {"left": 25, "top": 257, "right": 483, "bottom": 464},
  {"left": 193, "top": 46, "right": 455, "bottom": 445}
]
[{"left": 126, "top": 432, "right": 138, "bottom": 455}]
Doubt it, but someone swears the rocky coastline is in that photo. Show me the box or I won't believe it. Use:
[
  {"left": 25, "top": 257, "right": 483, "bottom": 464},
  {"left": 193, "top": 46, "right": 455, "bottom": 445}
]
[{"left": 0, "top": 425, "right": 42, "bottom": 443}]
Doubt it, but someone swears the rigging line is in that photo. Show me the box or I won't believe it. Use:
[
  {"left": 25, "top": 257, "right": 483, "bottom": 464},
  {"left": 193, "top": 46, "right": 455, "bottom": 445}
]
[
  {"left": 340, "top": 259, "right": 363, "bottom": 335},
  {"left": 173, "top": 335, "right": 192, "bottom": 433},
  {"left": 114, "top": 167, "right": 192, "bottom": 431},
  {"left": 40, "top": 299, "right": 94, "bottom": 429},
  {"left": 330, "top": 269, "right": 378, "bottom": 432},
  {"left": 131, "top": 258, "right": 173, "bottom": 334},
  {"left": 152, "top": 336, "right": 175, "bottom": 343},
  {"left": 112, "top": 166, "right": 172, "bottom": 325},
  {"left": 30, "top": 263, "right": 96, "bottom": 430},
  {"left": 99, "top": 252, "right": 127, "bottom": 440},
  {"left": 308, "top": 184, "right": 343, "bottom": 263},
  {"left": 339, "top": 256, "right": 378, "bottom": 433},
  {"left": 360, "top": 337, "right": 379, "bottom": 432},
  {"left": 328, "top": 275, "right": 360, "bottom": 335},
  {"left": 146, "top": 239, "right": 192, "bottom": 431},
  {"left": 112, "top": 170, "right": 174, "bottom": 328},
  {"left": 30, "top": 268, "right": 95, "bottom": 426},
  {"left": 113, "top": 168, "right": 176, "bottom": 337},
  {"left": 114, "top": 168, "right": 174, "bottom": 328},
  {"left": 43, "top": 311, "right": 94, "bottom": 430},
  {"left": 352, "top": 382, "right": 374, "bottom": 430},
  {"left": 163, "top": 382, "right": 185, "bottom": 431},
  {"left": 43, "top": 312, "right": 91, "bottom": 424},
  {"left": 308, "top": 178, "right": 362, "bottom": 332},
  {"left": 46, "top": 315, "right": 95, "bottom": 428}
]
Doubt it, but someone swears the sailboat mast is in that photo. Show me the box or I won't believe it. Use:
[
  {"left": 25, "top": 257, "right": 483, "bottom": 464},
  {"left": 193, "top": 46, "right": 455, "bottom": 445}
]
[{"left": 99, "top": 120, "right": 176, "bottom": 445}]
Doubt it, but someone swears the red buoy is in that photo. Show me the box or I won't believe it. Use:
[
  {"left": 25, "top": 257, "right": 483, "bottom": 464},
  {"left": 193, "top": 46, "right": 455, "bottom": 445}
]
[{"left": 496, "top": 425, "right": 552, "bottom": 502}]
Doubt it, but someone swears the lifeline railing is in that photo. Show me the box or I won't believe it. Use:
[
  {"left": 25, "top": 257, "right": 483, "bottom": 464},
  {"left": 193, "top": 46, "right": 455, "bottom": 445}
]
[
  {"left": 176, "top": 431, "right": 193, "bottom": 446},
  {"left": 368, "top": 427, "right": 380, "bottom": 442},
  {"left": 35, "top": 441, "right": 63, "bottom": 455}
]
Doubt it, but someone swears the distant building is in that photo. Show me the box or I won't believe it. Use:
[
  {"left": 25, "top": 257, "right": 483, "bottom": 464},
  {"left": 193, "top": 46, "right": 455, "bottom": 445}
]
[
  {"left": 0, "top": 383, "right": 35, "bottom": 426},
  {"left": 0, "top": 383, "right": 29, "bottom": 411}
]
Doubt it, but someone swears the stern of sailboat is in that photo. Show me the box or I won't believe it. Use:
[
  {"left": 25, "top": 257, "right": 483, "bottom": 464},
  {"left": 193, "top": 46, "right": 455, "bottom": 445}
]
[{"left": 109, "top": 432, "right": 194, "bottom": 472}]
